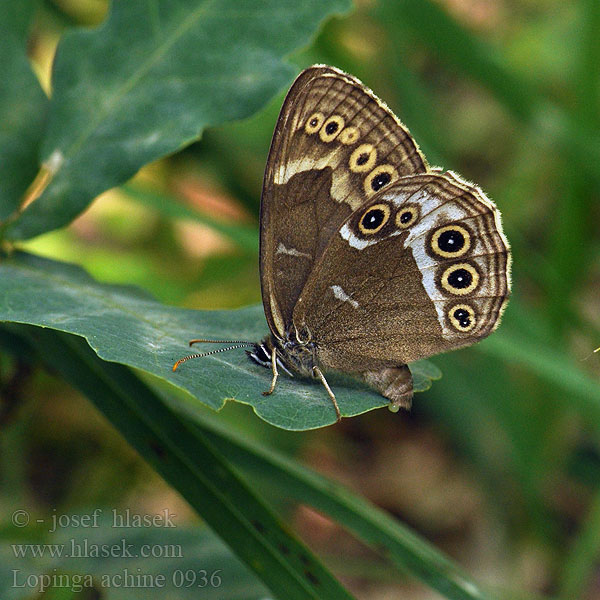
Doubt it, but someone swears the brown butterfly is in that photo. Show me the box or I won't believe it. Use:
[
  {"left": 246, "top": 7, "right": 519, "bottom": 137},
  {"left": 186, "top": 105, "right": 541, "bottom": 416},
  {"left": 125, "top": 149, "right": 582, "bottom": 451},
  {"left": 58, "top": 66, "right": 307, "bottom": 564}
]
[{"left": 174, "top": 65, "right": 511, "bottom": 422}]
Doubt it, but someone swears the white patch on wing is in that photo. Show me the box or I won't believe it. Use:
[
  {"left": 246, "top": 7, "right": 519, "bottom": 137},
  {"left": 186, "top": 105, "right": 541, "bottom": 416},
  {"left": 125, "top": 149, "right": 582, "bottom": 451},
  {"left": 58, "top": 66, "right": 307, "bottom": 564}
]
[
  {"left": 339, "top": 223, "right": 378, "bottom": 249},
  {"left": 330, "top": 285, "right": 359, "bottom": 308},
  {"left": 274, "top": 155, "right": 335, "bottom": 185},
  {"left": 385, "top": 192, "right": 410, "bottom": 207},
  {"left": 330, "top": 171, "right": 362, "bottom": 209},
  {"left": 404, "top": 203, "right": 471, "bottom": 339},
  {"left": 276, "top": 242, "right": 311, "bottom": 259}
]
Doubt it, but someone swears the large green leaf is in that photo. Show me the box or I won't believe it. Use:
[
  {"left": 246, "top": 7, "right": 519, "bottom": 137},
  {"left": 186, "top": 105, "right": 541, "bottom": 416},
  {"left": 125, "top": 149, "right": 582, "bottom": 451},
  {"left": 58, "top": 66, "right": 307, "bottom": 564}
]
[
  {"left": 0, "top": 2, "right": 47, "bottom": 222},
  {"left": 0, "top": 251, "right": 439, "bottom": 430},
  {"left": 3, "top": 0, "right": 351, "bottom": 241}
]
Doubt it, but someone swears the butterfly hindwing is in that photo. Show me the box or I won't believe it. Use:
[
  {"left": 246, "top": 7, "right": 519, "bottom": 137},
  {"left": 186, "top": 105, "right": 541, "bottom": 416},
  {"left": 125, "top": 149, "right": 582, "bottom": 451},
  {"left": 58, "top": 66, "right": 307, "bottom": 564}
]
[{"left": 292, "top": 171, "right": 511, "bottom": 370}]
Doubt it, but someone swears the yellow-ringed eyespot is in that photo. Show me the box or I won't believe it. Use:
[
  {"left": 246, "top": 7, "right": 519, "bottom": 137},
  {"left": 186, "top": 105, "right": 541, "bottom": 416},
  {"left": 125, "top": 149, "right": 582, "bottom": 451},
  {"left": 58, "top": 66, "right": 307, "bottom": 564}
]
[
  {"left": 358, "top": 204, "right": 391, "bottom": 235},
  {"left": 440, "top": 263, "right": 480, "bottom": 295},
  {"left": 395, "top": 205, "right": 419, "bottom": 229},
  {"left": 319, "top": 115, "right": 345, "bottom": 142},
  {"left": 349, "top": 144, "right": 377, "bottom": 172},
  {"left": 448, "top": 304, "right": 476, "bottom": 332},
  {"left": 364, "top": 165, "right": 398, "bottom": 195},
  {"left": 430, "top": 225, "right": 471, "bottom": 258},
  {"left": 305, "top": 112, "right": 324, "bottom": 134},
  {"left": 339, "top": 126, "right": 360, "bottom": 145}
]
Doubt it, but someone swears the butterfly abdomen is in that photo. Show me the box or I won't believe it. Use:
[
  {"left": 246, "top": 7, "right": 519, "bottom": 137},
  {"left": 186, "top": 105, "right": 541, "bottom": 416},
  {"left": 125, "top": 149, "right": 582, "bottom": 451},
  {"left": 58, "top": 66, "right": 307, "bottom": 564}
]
[{"left": 361, "top": 365, "right": 414, "bottom": 412}]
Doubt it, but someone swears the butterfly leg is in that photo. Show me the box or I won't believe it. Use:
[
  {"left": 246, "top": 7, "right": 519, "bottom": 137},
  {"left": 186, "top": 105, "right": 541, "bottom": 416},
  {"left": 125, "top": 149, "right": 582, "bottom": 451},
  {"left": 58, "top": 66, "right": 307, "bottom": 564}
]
[
  {"left": 312, "top": 367, "right": 341, "bottom": 423},
  {"left": 262, "top": 347, "right": 279, "bottom": 396}
]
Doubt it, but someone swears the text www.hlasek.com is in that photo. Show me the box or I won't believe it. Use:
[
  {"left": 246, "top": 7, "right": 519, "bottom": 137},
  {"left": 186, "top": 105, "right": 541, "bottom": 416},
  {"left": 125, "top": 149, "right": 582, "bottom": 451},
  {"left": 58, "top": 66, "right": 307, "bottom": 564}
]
[{"left": 12, "top": 538, "right": 182, "bottom": 559}]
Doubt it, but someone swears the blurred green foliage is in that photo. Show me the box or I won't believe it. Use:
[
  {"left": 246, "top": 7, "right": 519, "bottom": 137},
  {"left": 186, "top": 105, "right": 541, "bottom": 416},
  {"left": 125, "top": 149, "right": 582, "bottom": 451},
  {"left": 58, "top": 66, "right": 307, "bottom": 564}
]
[{"left": 1, "top": 0, "right": 600, "bottom": 598}]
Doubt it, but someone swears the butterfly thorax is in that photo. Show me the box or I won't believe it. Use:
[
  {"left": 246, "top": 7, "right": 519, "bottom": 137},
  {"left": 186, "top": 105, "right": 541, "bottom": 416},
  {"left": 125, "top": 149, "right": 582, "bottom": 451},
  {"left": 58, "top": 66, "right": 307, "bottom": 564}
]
[{"left": 247, "top": 331, "right": 319, "bottom": 379}]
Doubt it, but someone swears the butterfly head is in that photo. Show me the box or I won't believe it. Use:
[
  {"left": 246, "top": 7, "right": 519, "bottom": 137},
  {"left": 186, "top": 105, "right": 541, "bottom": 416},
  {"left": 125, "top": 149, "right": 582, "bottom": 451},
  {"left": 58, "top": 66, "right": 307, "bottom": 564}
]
[{"left": 247, "top": 328, "right": 318, "bottom": 380}]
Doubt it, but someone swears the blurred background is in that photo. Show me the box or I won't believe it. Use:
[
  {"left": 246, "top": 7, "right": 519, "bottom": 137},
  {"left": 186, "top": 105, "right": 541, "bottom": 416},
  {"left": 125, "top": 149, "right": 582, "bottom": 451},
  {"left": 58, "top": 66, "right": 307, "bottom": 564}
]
[{"left": 3, "top": 0, "right": 600, "bottom": 598}]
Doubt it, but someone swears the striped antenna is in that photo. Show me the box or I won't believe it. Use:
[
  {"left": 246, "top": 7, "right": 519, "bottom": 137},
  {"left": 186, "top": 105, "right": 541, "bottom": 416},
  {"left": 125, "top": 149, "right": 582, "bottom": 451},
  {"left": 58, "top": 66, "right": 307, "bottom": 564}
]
[{"left": 172, "top": 338, "right": 254, "bottom": 372}]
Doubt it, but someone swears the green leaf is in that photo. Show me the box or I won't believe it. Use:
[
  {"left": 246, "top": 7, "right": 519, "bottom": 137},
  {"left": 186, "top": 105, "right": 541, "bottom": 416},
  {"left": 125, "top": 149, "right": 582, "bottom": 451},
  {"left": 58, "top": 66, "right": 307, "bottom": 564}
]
[
  {"left": 411, "top": 359, "right": 442, "bottom": 392},
  {"left": 3, "top": 326, "right": 354, "bottom": 600},
  {"left": 0, "top": 251, "right": 436, "bottom": 430},
  {"left": 0, "top": 7, "right": 48, "bottom": 222},
  {"left": 4, "top": 0, "right": 352, "bottom": 241}
]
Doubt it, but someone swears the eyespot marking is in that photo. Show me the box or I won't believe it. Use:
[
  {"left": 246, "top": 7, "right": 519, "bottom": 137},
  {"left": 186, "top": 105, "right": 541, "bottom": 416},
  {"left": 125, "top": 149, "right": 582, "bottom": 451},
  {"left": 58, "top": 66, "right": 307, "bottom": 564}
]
[
  {"left": 339, "top": 126, "right": 360, "bottom": 145},
  {"left": 440, "top": 263, "right": 480, "bottom": 295},
  {"left": 305, "top": 112, "right": 324, "bottom": 134},
  {"left": 395, "top": 205, "right": 419, "bottom": 229},
  {"left": 430, "top": 225, "right": 471, "bottom": 258},
  {"left": 364, "top": 165, "right": 398, "bottom": 195},
  {"left": 320, "top": 115, "right": 345, "bottom": 142},
  {"left": 448, "top": 304, "right": 476, "bottom": 332},
  {"left": 349, "top": 144, "right": 377, "bottom": 173},
  {"left": 358, "top": 203, "right": 390, "bottom": 235}
]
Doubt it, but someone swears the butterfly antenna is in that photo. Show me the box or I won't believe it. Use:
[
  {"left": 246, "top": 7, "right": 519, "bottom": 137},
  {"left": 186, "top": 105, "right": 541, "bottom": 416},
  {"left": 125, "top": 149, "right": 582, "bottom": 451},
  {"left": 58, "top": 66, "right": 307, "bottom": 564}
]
[
  {"left": 188, "top": 338, "right": 253, "bottom": 346},
  {"left": 172, "top": 341, "right": 254, "bottom": 372}
]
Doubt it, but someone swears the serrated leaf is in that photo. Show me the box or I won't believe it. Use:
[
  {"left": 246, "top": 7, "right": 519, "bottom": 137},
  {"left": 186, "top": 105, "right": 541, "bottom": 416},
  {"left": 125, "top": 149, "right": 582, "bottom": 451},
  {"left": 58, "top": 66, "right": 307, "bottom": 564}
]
[
  {"left": 4, "top": 0, "right": 352, "bottom": 241},
  {"left": 0, "top": 251, "right": 440, "bottom": 430}
]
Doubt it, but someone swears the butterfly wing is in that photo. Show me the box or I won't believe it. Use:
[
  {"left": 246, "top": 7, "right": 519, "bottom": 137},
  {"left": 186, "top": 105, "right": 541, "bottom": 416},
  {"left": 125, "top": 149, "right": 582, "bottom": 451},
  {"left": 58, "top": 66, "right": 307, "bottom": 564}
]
[
  {"left": 292, "top": 171, "right": 511, "bottom": 372},
  {"left": 260, "top": 65, "right": 428, "bottom": 339}
]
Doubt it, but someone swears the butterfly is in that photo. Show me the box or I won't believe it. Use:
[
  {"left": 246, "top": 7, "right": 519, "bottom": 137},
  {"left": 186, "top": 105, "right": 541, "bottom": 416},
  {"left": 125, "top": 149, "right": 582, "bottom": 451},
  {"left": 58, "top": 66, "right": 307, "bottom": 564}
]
[{"left": 174, "top": 65, "right": 511, "bottom": 422}]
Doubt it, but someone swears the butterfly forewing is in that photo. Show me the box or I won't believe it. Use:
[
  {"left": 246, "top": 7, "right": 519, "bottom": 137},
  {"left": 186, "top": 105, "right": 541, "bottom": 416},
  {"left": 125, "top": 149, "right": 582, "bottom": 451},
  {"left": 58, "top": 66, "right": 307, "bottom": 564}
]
[{"left": 260, "top": 65, "right": 428, "bottom": 339}]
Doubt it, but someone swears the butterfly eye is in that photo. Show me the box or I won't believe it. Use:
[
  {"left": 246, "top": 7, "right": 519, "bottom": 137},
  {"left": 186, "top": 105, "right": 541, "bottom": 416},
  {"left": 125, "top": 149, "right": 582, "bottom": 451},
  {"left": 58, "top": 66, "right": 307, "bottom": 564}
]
[
  {"left": 358, "top": 204, "right": 390, "bottom": 235},
  {"left": 395, "top": 205, "right": 419, "bottom": 228},
  {"left": 430, "top": 225, "right": 470, "bottom": 258},
  {"left": 440, "top": 263, "right": 480, "bottom": 295},
  {"left": 320, "top": 115, "right": 345, "bottom": 142},
  {"left": 364, "top": 165, "right": 398, "bottom": 195},
  {"left": 448, "top": 304, "right": 476, "bottom": 332},
  {"left": 305, "top": 112, "right": 325, "bottom": 134},
  {"left": 349, "top": 144, "right": 377, "bottom": 172}
]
